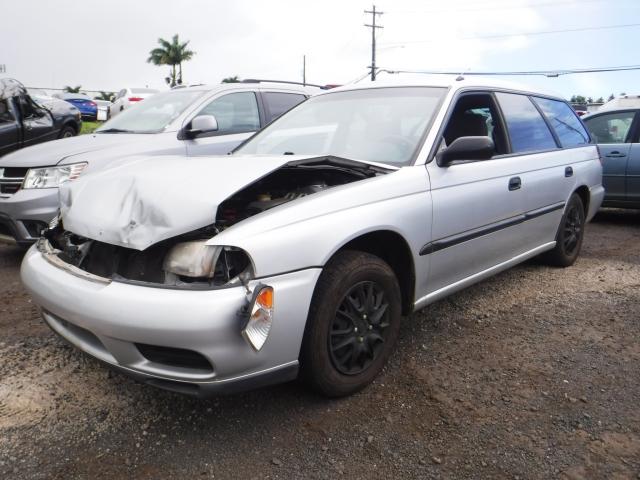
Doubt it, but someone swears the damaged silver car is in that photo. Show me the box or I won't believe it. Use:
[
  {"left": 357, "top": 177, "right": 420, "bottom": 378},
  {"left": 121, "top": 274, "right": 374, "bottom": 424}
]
[{"left": 21, "top": 78, "right": 604, "bottom": 397}]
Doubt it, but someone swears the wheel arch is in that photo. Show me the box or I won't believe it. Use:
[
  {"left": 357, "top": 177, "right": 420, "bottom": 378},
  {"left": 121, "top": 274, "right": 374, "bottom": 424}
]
[
  {"left": 573, "top": 185, "right": 590, "bottom": 213},
  {"left": 60, "top": 120, "right": 78, "bottom": 136},
  {"left": 327, "top": 229, "right": 416, "bottom": 316}
]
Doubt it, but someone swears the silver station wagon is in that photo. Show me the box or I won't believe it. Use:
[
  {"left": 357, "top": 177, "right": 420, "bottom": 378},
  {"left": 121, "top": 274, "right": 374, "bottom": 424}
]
[{"left": 21, "top": 77, "right": 604, "bottom": 397}]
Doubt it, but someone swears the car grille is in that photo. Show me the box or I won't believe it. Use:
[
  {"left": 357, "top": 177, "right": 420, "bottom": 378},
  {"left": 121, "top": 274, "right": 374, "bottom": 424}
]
[{"left": 0, "top": 167, "right": 28, "bottom": 195}]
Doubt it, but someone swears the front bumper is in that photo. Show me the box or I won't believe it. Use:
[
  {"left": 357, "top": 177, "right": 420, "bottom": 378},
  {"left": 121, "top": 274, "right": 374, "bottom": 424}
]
[
  {"left": 0, "top": 188, "right": 59, "bottom": 245},
  {"left": 21, "top": 245, "right": 322, "bottom": 397}
]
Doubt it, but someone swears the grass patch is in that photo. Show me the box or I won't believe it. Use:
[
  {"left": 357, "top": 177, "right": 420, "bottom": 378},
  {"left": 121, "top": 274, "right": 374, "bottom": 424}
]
[{"left": 80, "top": 121, "right": 100, "bottom": 135}]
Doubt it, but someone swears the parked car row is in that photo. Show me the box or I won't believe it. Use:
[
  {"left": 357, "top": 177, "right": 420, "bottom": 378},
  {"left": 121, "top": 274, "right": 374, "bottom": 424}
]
[
  {"left": 0, "top": 81, "right": 315, "bottom": 244},
  {"left": 10, "top": 77, "right": 607, "bottom": 399}
]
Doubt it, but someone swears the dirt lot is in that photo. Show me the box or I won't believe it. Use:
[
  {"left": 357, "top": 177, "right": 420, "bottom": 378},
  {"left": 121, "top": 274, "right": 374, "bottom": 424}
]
[{"left": 0, "top": 209, "right": 639, "bottom": 480}]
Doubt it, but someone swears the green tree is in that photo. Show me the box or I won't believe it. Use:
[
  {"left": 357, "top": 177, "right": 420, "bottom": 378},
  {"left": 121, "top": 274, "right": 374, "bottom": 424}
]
[
  {"left": 147, "top": 34, "right": 195, "bottom": 87},
  {"left": 571, "top": 95, "right": 586, "bottom": 104},
  {"left": 608, "top": 93, "right": 615, "bottom": 101},
  {"left": 587, "top": 97, "right": 593, "bottom": 103},
  {"left": 95, "top": 91, "right": 115, "bottom": 102},
  {"left": 64, "top": 85, "right": 82, "bottom": 93},
  {"left": 222, "top": 76, "right": 240, "bottom": 83},
  {"left": 596, "top": 97, "right": 604, "bottom": 103}
]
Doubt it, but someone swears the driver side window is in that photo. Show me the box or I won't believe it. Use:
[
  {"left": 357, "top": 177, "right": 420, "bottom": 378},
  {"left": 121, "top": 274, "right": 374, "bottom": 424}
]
[
  {"left": 0, "top": 99, "right": 14, "bottom": 123},
  {"left": 17, "top": 96, "right": 42, "bottom": 119},
  {"left": 195, "top": 92, "right": 260, "bottom": 134},
  {"left": 441, "top": 92, "right": 507, "bottom": 155}
]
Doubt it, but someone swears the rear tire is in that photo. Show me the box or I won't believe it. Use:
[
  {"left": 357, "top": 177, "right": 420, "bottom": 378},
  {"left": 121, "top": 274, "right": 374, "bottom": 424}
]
[
  {"left": 540, "top": 193, "right": 585, "bottom": 267},
  {"left": 300, "top": 250, "right": 402, "bottom": 397}
]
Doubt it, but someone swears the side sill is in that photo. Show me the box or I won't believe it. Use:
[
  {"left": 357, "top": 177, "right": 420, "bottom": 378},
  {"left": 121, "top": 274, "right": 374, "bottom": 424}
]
[{"left": 413, "top": 242, "right": 556, "bottom": 311}]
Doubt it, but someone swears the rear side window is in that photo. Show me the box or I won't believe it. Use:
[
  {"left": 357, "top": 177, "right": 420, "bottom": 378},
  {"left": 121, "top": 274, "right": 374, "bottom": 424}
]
[
  {"left": 533, "top": 97, "right": 589, "bottom": 147},
  {"left": 583, "top": 111, "right": 636, "bottom": 143},
  {"left": 496, "top": 92, "right": 557, "bottom": 153},
  {"left": 264, "top": 92, "right": 306, "bottom": 122}
]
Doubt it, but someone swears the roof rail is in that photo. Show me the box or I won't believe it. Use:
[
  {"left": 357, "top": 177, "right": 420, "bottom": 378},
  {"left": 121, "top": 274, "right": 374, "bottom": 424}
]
[{"left": 241, "top": 79, "right": 329, "bottom": 89}]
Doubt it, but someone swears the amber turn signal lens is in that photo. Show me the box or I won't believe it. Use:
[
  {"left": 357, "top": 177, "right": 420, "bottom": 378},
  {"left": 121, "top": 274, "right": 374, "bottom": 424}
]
[
  {"left": 256, "top": 288, "right": 273, "bottom": 309},
  {"left": 242, "top": 285, "right": 274, "bottom": 351}
]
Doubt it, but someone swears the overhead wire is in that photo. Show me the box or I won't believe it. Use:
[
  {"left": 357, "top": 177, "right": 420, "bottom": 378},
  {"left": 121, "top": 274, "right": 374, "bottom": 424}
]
[
  {"left": 381, "top": 22, "right": 640, "bottom": 46},
  {"left": 375, "top": 65, "right": 640, "bottom": 78}
]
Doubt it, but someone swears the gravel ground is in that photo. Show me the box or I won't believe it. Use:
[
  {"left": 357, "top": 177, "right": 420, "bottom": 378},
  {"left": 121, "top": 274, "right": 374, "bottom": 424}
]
[{"left": 0, "top": 209, "right": 639, "bottom": 479}]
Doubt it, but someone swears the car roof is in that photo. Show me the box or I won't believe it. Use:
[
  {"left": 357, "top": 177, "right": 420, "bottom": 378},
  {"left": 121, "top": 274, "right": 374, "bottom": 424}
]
[
  {"left": 176, "top": 82, "right": 320, "bottom": 95},
  {"left": 315, "top": 75, "right": 566, "bottom": 102},
  {"left": 595, "top": 95, "right": 640, "bottom": 111},
  {"left": 0, "top": 78, "right": 27, "bottom": 99}
]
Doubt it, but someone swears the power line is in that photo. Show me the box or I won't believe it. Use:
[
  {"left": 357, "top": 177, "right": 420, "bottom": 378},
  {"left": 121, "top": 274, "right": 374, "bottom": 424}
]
[
  {"left": 389, "top": 0, "right": 609, "bottom": 15},
  {"left": 364, "top": 5, "right": 384, "bottom": 81},
  {"left": 376, "top": 64, "right": 640, "bottom": 78},
  {"left": 382, "top": 22, "right": 640, "bottom": 46}
]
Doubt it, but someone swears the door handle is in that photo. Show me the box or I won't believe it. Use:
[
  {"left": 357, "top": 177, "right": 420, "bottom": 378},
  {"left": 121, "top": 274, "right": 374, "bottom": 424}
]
[
  {"left": 605, "top": 151, "right": 626, "bottom": 158},
  {"left": 565, "top": 166, "right": 573, "bottom": 177},
  {"left": 508, "top": 176, "right": 521, "bottom": 191}
]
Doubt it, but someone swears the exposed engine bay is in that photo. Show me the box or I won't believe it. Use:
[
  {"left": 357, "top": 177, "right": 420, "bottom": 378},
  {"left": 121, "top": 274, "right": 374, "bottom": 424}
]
[{"left": 43, "top": 158, "right": 389, "bottom": 289}]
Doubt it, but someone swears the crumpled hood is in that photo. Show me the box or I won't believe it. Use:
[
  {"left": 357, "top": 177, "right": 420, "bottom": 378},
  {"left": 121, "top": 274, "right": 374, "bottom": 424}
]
[
  {"left": 0, "top": 132, "right": 177, "bottom": 168},
  {"left": 59, "top": 154, "right": 314, "bottom": 250}
]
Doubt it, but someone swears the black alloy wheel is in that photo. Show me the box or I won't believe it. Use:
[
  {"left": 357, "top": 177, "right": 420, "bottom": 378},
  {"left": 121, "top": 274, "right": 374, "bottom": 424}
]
[
  {"left": 562, "top": 202, "right": 583, "bottom": 256},
  {"left": 329, "top": 281, "right": 391, "bottom": 375},
  {"left": 300, "top": 250, "right": 402, "bottom": 397},
  {"left": 540, "top": 193, "right": 585, "bottom": 267}
]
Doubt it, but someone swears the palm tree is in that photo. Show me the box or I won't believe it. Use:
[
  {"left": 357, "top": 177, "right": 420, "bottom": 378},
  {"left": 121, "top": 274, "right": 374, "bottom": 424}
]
[
  {"left": 147, "top": 34, "right": 195, "bottom": 87},
  {"left": 222, "top": 76, "right": 240, "bottom": 83},
  {"left": 95, "top": 91, "right": 114, "bottom": 102},
  {"left": 64, "top": 85, "right": 82, "bottom": 93}
]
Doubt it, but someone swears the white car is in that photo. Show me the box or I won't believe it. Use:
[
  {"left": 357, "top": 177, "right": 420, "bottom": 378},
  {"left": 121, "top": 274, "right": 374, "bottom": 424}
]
[
  {"left": 109, "top": 87, "right": 159, "bottom": 117},
  {"left": 21, "top": 77, "right": 604, "bottom": 398}
]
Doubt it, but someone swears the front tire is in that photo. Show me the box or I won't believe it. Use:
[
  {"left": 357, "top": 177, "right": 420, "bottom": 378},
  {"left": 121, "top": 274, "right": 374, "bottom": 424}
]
[
  {"left": 300, "top": 250, "right": 402, "bottom": 397},
  {"left": 541, "top": 193, "right": 585, "bottom": 267},
  {"left": 58, "top": 125, "right": 76, "bottom": 138}
]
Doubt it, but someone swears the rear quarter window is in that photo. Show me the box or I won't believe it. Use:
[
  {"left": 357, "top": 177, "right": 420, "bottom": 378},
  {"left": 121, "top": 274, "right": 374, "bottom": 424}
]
[
  {"left": 264, "top": 92, "right": 306, "bottom": 122},
  {"left": 496, "top": 92, "right": 557, "bottom": 153},
  {"left": 532, "top": 97, "right": 590, "bottom": 147}
]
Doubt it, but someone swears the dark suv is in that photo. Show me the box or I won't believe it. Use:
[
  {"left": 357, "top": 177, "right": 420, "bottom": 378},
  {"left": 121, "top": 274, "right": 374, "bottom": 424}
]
[{"left": 0, "top": 79, "right": 82, "bottom": 157}]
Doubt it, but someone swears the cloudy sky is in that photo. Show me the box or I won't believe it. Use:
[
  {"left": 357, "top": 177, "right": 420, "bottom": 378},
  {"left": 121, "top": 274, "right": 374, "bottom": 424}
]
[{"left": 2, "top": 0, "right": 639, "bottom": 99}]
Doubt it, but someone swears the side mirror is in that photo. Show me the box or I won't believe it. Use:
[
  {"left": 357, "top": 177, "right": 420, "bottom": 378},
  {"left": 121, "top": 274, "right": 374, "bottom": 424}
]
[
  {"left": 185, "top": 115, "right": 218, "bottom": 138},
  {"left": 436, "top": 136, "right": 495, "bottom": 167}
]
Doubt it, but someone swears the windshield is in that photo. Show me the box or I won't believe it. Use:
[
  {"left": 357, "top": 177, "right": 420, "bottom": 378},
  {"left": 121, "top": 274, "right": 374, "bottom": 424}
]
[
  {"left": 236, "top": 87, "right": 446, "bottom": 166},
  {"left": 96, "top": 90, "right": 205, "bottom": 133}
]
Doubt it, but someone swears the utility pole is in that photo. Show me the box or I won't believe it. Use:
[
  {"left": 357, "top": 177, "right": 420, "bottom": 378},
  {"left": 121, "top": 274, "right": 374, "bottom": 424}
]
[
  {"left": 302, "top": 55, "right": 306, "bottom": 86},
  {"left": 364, "top": 5, "right": 384, "bottom": 81}
]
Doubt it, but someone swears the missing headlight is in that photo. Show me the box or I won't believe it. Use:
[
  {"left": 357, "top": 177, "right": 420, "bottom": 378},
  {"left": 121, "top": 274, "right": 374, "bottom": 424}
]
[{"left": 163, "top": 240, "right": 253, "bottom": 287}]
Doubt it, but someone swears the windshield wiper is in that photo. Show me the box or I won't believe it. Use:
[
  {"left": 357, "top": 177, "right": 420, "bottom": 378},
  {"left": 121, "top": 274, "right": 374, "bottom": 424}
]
[{"left": 96, "top": 128, "right": 135, "bottom": 134}]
